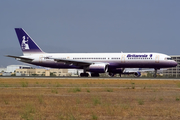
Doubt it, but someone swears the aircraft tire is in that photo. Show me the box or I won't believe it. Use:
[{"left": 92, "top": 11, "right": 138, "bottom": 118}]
[
  {"left": 80, "top": 73, "right": 89, "bottom": 77},
  {"left": 153, "top": 74, "right": 157, "bottom": 78},
  {"left": 109, "top": 73, "right": 115, "bottom": 77}
]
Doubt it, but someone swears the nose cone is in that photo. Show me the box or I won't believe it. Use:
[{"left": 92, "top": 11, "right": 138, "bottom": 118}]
[{"left": 172, "top": 60, "right": 178, "bottom": 67}]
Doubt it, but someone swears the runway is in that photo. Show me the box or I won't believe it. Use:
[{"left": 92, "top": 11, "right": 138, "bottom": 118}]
[{"left": 1, "top": 76, "right": 180, "bottom": 80}]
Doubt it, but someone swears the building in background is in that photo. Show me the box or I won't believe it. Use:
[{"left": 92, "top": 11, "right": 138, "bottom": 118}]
[
  {"left": 16, "top": 68, "right": 71, "bottom": 76},
  {"left": 0, "top": 65, "right": 71, "bottom": 76},
  {"left": 68, "top": 69, "right": 79, "bottom": 76},
  {"left": 163, "top": 55, "right": 180, "bottom": 77},
  {"left": 6, "top": 65, "right": 31, "bottom": 73},
  {"left": 0, "top": 67, "right": 7, "bottom": 73}
]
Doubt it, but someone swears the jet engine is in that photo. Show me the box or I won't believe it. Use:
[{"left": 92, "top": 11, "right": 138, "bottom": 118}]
[{"left": 87, "top": 63, "right": 108, "bottom": 73}]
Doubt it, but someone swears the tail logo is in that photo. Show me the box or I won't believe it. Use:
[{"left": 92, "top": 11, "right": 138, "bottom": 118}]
[{"left": 21, "top": 36, "right": 30, "bottom": 50}]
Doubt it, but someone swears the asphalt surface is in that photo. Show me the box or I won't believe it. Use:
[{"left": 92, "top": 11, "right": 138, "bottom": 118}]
[{"left": 0, "top": 76, "right": 180, "bottom": 80}]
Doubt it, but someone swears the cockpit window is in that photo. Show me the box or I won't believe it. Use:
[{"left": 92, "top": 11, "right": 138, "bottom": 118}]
[{"left": 167, "top": 57, "right": 172, "bottom": 60}]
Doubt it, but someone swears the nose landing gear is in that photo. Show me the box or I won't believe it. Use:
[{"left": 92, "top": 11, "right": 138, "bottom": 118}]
[{"left": 153, "top": 68, "right": 159, "bottom": 78}]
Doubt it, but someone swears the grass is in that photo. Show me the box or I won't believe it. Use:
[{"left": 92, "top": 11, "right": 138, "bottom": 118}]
[
  {"left": 76, "top": 98, "right": 81, "bottom": 104},
  {"left": 120, "top": 103, "right": 130, "bottom": 110},
  {"left": 106, "top": 88, "right": 113, "bottom": 92},
  {"left": 86, "top": 89, "right": 90, "bottom": 93},
  {"left": 68, "top": 87, "right": 81, "bottom": 93},
  {"left": 37, "top": 95, "right": 44, "bottom": 104},
  {"left": 21, "top": 103, "right": 35, "bottom": 120},
  {"left": 177, "top": 83, "right": 180, "bottom": 88},
  {"left": 132, "top": 86, "right": 135, "bottom": 89},
  {"left": 137, "top": 99, "right": 144, "bottom": 105},
  {"left": 51, "top": 88, "right": 58, "bottom": 94},
  {"left": 0, "top": 78, "right": 180, "bottom": 119},
  {"left": 176, "top": 96, "right": 180, "bottom": 101},
  {"left": 159, "top": 97, "right": 164, "bottom": 101},
  {"left": 3, "top": 99, "right": 9, "bottom": 105},
  {"left": 68, "top": 113, "right": 76, "bottom": 120},
  {"left": 151, "top": 97, "right": 156, "bottom": 101},
  {"left": 92, "top": 113, "right": 98, "bottom": 120},
  {"left": 92, "top": 96, "right": 101, "bottom": 106},
  {"left": 55, "top": 83, "right": 62, "bottom": 87},
  {"left": 21, "top": 81, "right": 28, "bottom": 87},
  {"left": 138, "top": 118, "right": 145, "bottom": 120},
  {"left": 41, "top": 84, "right": 46, "bottom": 87},
  {"left": 131, "top": 82, "right": 135, "bottom": 85}
]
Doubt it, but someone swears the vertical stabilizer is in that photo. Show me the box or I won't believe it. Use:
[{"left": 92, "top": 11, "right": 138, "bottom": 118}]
[{"left": 15, "top": 28, "right": 44, "bottom": 55}]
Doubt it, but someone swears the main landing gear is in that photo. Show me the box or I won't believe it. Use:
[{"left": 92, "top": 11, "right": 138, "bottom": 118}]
[
  {"left": 109, "top": 73, "right": 122, "bottom": 77},
  {"left": 153, "top": 68, "right": 158, "bottom": 78},
  {"left": 80, "top": 73, "right": 89, "bottom": 77},
  {"left": 109, "top": 73, "right": 115, "bottom": 77},
  {"left": 80, "top": 68, "right": 89, "bottom": 77}
]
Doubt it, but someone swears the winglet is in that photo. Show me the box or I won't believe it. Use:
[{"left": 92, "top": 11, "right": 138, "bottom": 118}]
[{"left": 15, "top": 28, "right": 44, "bottom": 55}]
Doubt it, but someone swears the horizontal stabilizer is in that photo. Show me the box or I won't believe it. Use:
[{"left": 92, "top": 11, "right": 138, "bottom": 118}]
[{"left": 6, "top": 55, "right": 33, "bottom": 62}]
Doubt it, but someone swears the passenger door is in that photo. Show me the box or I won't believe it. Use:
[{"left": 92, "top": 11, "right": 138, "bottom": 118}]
[
  {"left": 155, "top": 55, "right": 159, "bottom": 63},
  {"left": 121, "top": 54, "right": 126, "bottom": 63},
  {"left": 39, "top": 55, "right": 44, "bottom": 63}
]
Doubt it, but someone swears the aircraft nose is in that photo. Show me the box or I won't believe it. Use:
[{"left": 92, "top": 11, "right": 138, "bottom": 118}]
[{"left": 173, "top": 60, "right": 178, "bottom": 67}]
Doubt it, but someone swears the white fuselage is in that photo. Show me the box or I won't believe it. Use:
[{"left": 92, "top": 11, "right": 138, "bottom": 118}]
[{"left": 21, "top": 52, "right": 177, "bottom": 70}]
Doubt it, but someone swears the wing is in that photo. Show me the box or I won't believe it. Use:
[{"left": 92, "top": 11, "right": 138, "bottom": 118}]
[
  {"left": 49, "top": 57, "right": 94, "bottom": 67},
  {"left": 6, "top": 55, "right": 33, "bottom": 62}
]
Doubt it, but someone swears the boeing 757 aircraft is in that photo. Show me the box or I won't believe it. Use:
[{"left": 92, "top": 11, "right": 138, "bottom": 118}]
[{"left": 7, "top": 28, "right": 177, "bottom": 77}]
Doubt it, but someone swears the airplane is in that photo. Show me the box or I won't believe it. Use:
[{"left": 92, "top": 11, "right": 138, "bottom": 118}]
[{"left": 7, "top": 28, "right": 177, "bottom": 77}]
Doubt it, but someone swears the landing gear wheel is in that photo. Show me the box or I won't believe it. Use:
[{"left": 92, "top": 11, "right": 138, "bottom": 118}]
[
  {"left": 80, "top": 73, "right": 89, "bottom": 77},
  {"left": 153, "top": 74, "right": 157, "bottom": 78},
  {"left": 109, "top": 73, "right": 115, "bottom": 77}
]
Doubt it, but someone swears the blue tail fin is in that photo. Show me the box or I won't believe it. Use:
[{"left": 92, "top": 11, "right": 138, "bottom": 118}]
[{"left": 15, "top": 28, "right": 44, "bottom": 55}]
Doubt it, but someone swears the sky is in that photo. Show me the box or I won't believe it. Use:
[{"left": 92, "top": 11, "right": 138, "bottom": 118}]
[{"left": 0, "top": 0, "right": 180, "bottom": 67}]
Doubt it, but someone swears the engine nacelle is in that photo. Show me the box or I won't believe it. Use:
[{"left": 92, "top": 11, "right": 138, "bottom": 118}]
[
  {"left": 134, "top": 72, "right": 141, "bottom": 77},
  {"left": 87, "top": 63, "right": 108, "bottom": 73}
]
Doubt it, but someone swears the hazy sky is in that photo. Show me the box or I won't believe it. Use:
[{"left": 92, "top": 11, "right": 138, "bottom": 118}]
[{"left": 0, "top": 0, "right": 180, "bottom": 67}]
